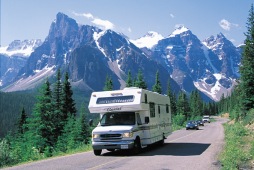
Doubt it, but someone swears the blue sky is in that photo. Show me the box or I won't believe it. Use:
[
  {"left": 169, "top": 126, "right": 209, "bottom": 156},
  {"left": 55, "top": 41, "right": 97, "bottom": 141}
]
[{"left": 1, "top": 0, "right": 253, "bottom": 46}]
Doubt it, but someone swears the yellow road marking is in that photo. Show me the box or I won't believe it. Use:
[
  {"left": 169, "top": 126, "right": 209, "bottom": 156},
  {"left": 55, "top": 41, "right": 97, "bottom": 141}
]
[
  {"left": 168, "top": 130, "right": 200, "bottom": 142},
  {"left": 86, "top": 157, "right": 126, "bottom": 170}
]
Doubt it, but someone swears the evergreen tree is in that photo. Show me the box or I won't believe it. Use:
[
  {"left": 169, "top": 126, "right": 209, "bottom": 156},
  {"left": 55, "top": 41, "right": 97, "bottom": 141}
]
[
  {"left": 189, "top": 90, "right": 203, "bottom": 118},
  {"left": 52, "top": 68, "right": 63, "bottom": 141},
  {"left": 55, "top": 115, "right": 77, "bottom": 152},
  {"left": 32, "top": 79, "right": 55, "bottom": 150},
  {"left": 17, "top": 107, "right": 28, "bottom": 135},
  {"left": 62, "top": 72, "right": 77, "bottom": 121},
  {"left": 152, "top": 71, "right": 162, "bottom": 94},
  {"left": 239, "top": 4, "right": 254, "bottom": 112},
  {"left": 176, "top": 91, "right": 190, "bottom": 120},
  {"left": 126, "top": 70, "right": 133, "bottom": 87},
  {"left": 77, "top": 108, "right": 90, "bottom": 144},
  {"left": 103, "top": 75, "right": 113, "bottom": 91},
  {"left": 134, "top": 69, "right": 147, "bottom": 89},
  {"left": 167, "top": 80, "right": 177, "bottom": 115}
]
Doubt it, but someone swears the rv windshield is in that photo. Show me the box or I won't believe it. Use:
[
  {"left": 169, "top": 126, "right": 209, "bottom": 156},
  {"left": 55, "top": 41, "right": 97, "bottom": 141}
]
[{"left": 100, "top": 112, "right": 135, "bottom": 126}]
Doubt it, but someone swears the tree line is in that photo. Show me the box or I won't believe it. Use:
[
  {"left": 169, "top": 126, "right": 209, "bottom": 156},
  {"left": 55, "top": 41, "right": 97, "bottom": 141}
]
[
  {"left": 217, "top": 4, "right": 254, "bottom": 124},
  {"left": 0, "top": 69, "right": 90, "bottom": 167}
]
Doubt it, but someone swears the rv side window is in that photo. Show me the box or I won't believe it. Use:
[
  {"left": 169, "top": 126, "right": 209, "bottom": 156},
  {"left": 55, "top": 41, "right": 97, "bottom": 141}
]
[
  {"left": 144, "top": 94, "right": 148, "bottom": 103},
  {"left": 158, "top": 106, "right": 160, "bottom": 114},
  {"left": 149, "top": 102, "right": 155, "bottom": 117},
  {"left": 166, "top": 104, "right": 169, "bottom": 113}
]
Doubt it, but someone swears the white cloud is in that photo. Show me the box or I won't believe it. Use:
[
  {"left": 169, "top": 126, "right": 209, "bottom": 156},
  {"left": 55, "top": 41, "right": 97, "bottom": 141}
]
[
  {"left": 170, "top": 13, "right": 175, "bottom": 18},
  {"left": 128, "top": 27, "right": 132, "bottom": 33},
  {"left": 219, "top": 19, "right": 239, "bottom": 31},
  {"left": 72, "top": 11, "right": 114, "bottom": 30}
]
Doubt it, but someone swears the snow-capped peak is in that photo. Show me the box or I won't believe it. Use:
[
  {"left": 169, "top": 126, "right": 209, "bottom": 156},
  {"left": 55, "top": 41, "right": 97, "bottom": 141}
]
[
  {"left": 0, "top": 39, "right": 42, "bottom": 57},
  {"left": 130, "top": 31, "right": 164, "bottom": 49},
  {"left": 169, "top": 25, "right": 189, "bottom": 37}
]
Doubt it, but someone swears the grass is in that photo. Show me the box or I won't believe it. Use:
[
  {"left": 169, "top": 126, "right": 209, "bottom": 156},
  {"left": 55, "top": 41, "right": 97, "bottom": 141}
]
[{"left": 219, "top": 122, "right": 254, "bottom": 169}]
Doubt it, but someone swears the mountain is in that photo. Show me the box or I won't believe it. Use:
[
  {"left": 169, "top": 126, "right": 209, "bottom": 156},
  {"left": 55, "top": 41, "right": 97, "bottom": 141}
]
[
  {"left": 2, "top": 13, "right": 180, "bottom": 95},
  {"left": 1, "top": 13, "right": 242, "bottom": 101},
  {"left": 0, "top": 39, "right": 42, "bottom": 87},
  {"left": 148, "top": 26, "right": 241, "bottom": 101}
]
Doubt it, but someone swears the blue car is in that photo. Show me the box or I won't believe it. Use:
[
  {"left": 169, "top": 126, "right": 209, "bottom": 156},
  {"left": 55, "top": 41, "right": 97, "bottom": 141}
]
[
  {"left": 186, "top": 120, "right": 199, "bottom": 130},
  {"left": 196, "top": 120, "right": 204, "bottom": 126}
]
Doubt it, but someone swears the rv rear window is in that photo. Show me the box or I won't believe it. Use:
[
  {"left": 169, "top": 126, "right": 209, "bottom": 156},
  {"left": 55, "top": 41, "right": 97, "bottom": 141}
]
[{"left": 96, "top": 95, "right": 135, "bottom": 104}]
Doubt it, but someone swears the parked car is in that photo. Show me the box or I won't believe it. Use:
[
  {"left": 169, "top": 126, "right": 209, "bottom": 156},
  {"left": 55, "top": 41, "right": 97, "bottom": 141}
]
[
  {"left": 186, "top": 121, "right": 199, "bottom": 130},
  {"left": 202, "top": 115, "right": 210, "bottom": 123},
  {"left": 196, "top": 120, "right": 204, "bottom": 126}
]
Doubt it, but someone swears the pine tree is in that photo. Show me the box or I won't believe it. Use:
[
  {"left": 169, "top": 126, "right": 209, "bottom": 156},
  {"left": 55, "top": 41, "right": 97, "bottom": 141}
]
[
  {"left": 239, "top": 4, "right": 254, "bottom": 113},
  {"left": 134, "top": 69, "right": 147, "bottom": 89},
  {"left": 77, "top": 106, "right": 90, "bottom": 144},
  {"left": 152, "top": 71, "right": 162, "bottom": 94},
  {"left": 177, "top": 91, "right": 190, "bottom": 120},
  {"left": 167, "top": 79, "right": 177, "bottom": 115},
  {"left": 126, "top": 70, "right": 133, "bottom": 87},
  {"left": 32, "top": 79, "right": 55, "bottom": 150},
  {"left": 52, "top": 68, "right": 63, "bottom": 141},
  {"left": 189, "top": 90, "right": 203, "bottom": 118},
  {"left": 62, "top": 72, "right": 77, "bottom": 121},
  {"left": 17, "top": 107, "right": 28, "bottom": 135},
  {"left": 103, "top": 75, "right": 113, "bottom": 91}
]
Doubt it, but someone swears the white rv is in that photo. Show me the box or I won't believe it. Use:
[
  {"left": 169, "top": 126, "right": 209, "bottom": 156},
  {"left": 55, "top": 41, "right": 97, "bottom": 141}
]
[{"left": 88, "top": 87, "right": 172, "bottom": 156}]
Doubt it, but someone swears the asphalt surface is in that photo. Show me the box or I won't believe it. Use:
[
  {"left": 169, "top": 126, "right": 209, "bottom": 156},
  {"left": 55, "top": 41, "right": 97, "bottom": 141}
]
[{"left": 3, "top": 116, "right": 228, "bottom": 170}]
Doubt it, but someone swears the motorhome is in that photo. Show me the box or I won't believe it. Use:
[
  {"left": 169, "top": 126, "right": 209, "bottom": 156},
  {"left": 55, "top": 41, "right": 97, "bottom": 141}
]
[{"left": 88, "top": 87, "right": 172, "bottom": 156}]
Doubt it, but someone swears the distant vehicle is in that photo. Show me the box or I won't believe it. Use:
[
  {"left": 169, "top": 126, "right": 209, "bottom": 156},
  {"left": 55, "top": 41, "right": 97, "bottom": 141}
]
[
  {"left": 196, "top": 120, "right": 204, "bottom": 126},
  {"left": 88, "top": 87, "right": 172, "bottom": 156},
  {"left": 186, "top": 121, "right": 199, "bottom": 130},
  {"left": 202, "top": 115, "right": 210, "bottom": 123}
]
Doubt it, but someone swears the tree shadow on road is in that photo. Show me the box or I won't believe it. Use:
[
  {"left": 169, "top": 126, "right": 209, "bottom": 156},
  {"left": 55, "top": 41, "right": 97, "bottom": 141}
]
[{"left": 102, "top": 142, "right": 210, "bottom": 157}]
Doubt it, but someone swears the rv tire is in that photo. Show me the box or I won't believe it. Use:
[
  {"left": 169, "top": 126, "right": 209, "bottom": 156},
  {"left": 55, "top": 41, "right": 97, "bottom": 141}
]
[
  {"left": 132, "top": 138, "right": 141, "bottom": 154},
  {"left": 93, "top": 149, "right": 102, "bottom": 156}
]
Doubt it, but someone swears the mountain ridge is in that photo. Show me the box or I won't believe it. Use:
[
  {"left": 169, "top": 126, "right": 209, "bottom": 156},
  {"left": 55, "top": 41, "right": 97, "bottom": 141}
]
[{"left": 0, "top": 12, "right": 242, "bottom": 101}]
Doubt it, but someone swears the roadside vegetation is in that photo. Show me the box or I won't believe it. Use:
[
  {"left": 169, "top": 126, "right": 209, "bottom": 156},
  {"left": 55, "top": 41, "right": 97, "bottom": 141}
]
[{"left": 217, "top": 4, "right": 254, "bottom": 169}]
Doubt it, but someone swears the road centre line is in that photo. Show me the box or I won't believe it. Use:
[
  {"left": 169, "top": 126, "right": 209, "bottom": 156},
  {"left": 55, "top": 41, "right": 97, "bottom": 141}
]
[
  {"left": 168, "top": 130, "right": 200, "bottom": 142},
  {"left": 86, "top": 157, "right": 126, "bottom": 170}
]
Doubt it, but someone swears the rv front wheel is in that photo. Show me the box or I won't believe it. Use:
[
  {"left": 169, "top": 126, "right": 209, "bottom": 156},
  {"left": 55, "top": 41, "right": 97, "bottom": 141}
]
[
  {"left": 93, "top": 149, "right": 102, "bottom": 156},
  {"left": 132, "top": 138, "right": 141, "bottom": 154}
]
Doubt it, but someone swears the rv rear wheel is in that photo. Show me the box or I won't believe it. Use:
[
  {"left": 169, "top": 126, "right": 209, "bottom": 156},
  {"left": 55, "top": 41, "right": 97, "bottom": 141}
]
[{"left": 93, "top": 149, "right": 102, "bottom": 156}]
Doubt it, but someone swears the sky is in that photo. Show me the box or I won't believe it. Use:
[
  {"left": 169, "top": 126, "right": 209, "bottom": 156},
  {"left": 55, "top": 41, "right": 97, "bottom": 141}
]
[{"left": 1, "top": 0, "right": 253, "bottom": 47}]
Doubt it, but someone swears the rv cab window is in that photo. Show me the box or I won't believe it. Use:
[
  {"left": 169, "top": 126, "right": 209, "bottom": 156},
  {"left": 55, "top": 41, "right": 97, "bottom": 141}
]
[{"left": 100, "top": 112, "right": 135, "bottom": 126}]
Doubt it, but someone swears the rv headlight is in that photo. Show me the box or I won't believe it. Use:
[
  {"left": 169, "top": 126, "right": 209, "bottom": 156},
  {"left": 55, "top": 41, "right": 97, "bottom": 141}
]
[
  {"left": 92, "top": 134, "right": 100, "bottom": 139},
  {"left": 122, "top": 132, "right": 133, "bottom": 138}
]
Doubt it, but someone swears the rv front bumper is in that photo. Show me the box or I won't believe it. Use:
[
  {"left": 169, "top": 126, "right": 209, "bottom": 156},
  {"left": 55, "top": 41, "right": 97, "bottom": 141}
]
[{"left": 92, "top": 140, "right": 135, "bottom": 150}]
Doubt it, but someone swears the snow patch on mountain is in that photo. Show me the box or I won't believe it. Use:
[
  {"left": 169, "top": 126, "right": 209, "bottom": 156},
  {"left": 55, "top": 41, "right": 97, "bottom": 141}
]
[
  {"left": 201, "top": 45, "right": 218, "bottom": 73},
  {"left": 169, "top": 26, "right": 189, "bottom": 37},
  {"left": 93, "top": 31, "right": 107, "bottom": 57},
  {"left": 130, "top": 31, "right": 164, "bottom": 49},
  {"left": 0, "top": 39, "right": 42, "bottom": 57},
  {"left": 3, "top": 65, "right": 55, "bottom": 92},
  {"left": 194, "top": 73, "right": 235, "bottom": 101}
]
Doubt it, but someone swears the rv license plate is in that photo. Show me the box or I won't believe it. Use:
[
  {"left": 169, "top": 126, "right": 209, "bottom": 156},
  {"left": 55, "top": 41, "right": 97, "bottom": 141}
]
[{"left": 121, "top": 145, "right": 128, "bottom": 149}]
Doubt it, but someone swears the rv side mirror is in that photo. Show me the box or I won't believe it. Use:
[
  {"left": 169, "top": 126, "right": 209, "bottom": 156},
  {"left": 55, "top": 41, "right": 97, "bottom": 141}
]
[
  {"left": 89, "top": 119, "right": 93, "bottom": 126},
  {"left": 145, "top": 117, "right": 150, "bottom": 124}
]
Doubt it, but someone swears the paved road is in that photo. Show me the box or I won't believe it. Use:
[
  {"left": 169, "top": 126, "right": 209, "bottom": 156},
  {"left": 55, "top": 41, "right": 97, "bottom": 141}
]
[{"left": 4, "top": 117, "right": 227, "bottom": 170}]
